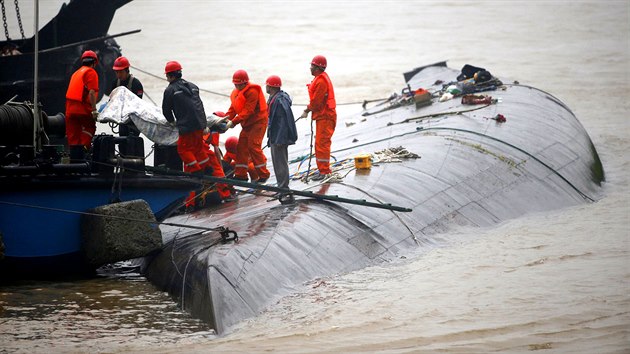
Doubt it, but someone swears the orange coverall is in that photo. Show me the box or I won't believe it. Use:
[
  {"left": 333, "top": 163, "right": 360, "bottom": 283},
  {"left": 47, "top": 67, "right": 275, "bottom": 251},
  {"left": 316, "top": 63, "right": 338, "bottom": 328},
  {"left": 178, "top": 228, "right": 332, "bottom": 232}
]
[
  {"left": 226, "top": 83, "right": 270, "bottom": 181},
  {"left": 222, "top": 150, "right": 259, "bottom": 182},
  {"left": 202, "top": 132, "right": 232, "bottom": 199},
  {"left": 307, "top": 72, "right": 337, "bottom": 175},
  {"left": 65, "top": 66, "right": 99, "bottom": 148}
]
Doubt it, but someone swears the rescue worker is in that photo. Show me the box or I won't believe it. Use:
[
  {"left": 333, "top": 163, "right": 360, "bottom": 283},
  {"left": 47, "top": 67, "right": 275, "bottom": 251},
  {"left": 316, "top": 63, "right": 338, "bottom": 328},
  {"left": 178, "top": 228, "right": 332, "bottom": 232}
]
[
  {"left": 298, "top": 55, "right": 337, "bottom": 181},
  {"left": 65, "top": 50, "right": 99, "bottom": 149},
  {"left": 222, "top": 135, "right": 259, "bottom": 182},
  {"left": 202, "top": 111, "right": 234, "bottom": 201},
  {"left": 265, "top": 75, "right": 297, "bottom": 202},
  {"left": 162, "top": 60, "right": 210, "bottom": 175},
  {"left": 224, "top": 69, "right": 271, "bottom": 183},
  {"left": 106, "top": 56, "right": 144, "bottom": 136}
]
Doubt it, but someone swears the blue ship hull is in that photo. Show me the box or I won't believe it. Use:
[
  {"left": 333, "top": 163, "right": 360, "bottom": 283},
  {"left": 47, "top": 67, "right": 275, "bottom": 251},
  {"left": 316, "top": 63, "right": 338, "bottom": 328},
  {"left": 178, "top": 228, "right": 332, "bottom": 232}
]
[
  {"left": 0, "top": 175, "right": 199, "bottom": 278},
  {"left": 1, "top": 178, "right": 193, "bottom": 258}
]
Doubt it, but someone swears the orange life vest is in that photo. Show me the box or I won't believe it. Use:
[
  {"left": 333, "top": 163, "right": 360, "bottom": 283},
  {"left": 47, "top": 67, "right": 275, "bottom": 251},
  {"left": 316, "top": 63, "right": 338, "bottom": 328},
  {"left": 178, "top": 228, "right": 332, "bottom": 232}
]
[
  {"left": 66, "top": 66, "right": 97, "bottom": 102},
  {"left": 308, "top": 72, "right": 336, "bottom": 111},
  {"left": 230, "top": 83, "right": 268, "bottom": 127}
]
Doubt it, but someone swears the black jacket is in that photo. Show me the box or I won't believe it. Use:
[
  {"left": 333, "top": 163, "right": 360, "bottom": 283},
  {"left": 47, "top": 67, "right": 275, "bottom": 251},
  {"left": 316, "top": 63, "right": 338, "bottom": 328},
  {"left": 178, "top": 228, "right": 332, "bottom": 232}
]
[
  {"left": 107, "top": 75, "right": 144, "bottom": 98},
  {"left": 162, "top": 79, "right": 206, "bottom": 134}
]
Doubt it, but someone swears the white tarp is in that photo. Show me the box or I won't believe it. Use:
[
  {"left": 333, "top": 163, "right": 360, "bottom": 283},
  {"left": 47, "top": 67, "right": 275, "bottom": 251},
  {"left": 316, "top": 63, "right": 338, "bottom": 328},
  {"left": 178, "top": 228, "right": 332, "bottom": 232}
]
[{"left": 98, "top": 86, "right": 179, "bottom": 145}]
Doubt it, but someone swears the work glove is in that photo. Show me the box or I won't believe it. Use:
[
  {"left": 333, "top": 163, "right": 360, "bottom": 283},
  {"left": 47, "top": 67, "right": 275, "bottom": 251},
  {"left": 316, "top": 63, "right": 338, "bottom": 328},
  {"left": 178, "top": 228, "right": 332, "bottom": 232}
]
[
  {"left": 225, "top": 120, "right": 234, "bottom": 129},
  {"left": 298, "top": 110, "right": 308, "bottom": 120},
  {"left": 203, "top": 127, "right": 210, "bottom": 134},
  {"left": 91, "top": 110, "right": 99, "bottom": 120},
  {"left": 214, "top": 122, "right": 228, "bottom": 133}
]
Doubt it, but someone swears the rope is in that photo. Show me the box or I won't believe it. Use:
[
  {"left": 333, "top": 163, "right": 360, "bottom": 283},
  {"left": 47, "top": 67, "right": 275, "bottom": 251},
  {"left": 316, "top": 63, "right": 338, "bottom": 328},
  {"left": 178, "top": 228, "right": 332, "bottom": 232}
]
[
  {"left": 290, "top": 120, "right": 594, "bottom": 203},
  {"left": 168, "top": 223, "right": 238, "bottom": 309},
  {"left": 0, "top": 200, "right": 230, "bottom": 232},
  {"left": 109, "top": 157, "right": 123, "bottom": 203},
  {"left": 420, "top": 127, "right": 596, "bottom": 202},
  {"left": 88, "top": 159, "right": 202, "bottom": 186},
  {"left": 293, "top": 98, "right": 388, "bottom": 107},
  {"left": 503, "top": 83, "right": 576, "bottom": 116},
  {"left": 305, "top": 118, "right": 315, "bottom": 182},
  {"left": 337, "top": 182, "right": 419, "bottom": 245},
  {"left": 389, "top": 103, "right": 492, "bottom": 126},
  {"left": 88, "top": 159, "right": 222, "bottom": 212},
  {"left": 128, "top": 64, "right": 389, "bottom": 105},
  {"left": 289, "top": 104, "right": 493, "bottom": 161},
  {"left": 130, "top": 65, "right": 230, "bottom": 98},
  {"left": 296, "top": 127, "right": 425, "bottom": 163},
  {"left": 142, "top": 90, "right": 157, "bottom": 105},
  {"left": 180, "top": 235, "right": 224, "bottom": 308},
  {"left": 292, "top": 155, "right": 343, "bottom": 181},
  {"left": 292, "top": 147, "right": 419, "bottom": 184}
]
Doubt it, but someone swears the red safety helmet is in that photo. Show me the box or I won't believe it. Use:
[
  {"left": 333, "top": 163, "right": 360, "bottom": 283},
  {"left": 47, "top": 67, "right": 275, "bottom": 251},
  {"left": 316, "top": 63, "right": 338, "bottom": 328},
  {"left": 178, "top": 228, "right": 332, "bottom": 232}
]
[
  {"left": 232, "top": 69, "right": 249, "bottom": 84},
  {"left": 225, "top": 136, "right": 238, "bottom": 153},
  {"left": 112, "top": 56, "right": 130, "bottom": 71},
  {"left": 81, "top": 50, "right": 98, "bottom": 64},
  {"left": 213, "top": 111, "right": 226, "bottom": 117},
  {"left": 311, "top": 55, "right": 327, "bottom": 69},
  {"left": 265, "top": 75, "right": 282, "bottom": 88},
  {"left": 164, "top": 60, "right": 183, "bottom": 74}
]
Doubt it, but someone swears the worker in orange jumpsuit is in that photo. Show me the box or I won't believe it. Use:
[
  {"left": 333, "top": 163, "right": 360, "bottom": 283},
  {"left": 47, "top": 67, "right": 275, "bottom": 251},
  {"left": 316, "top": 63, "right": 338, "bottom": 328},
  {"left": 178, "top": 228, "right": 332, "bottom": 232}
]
[
  {"left": 224, "top": 69, "right": 271, "bottom": 183},
  {"left": 162, "top": 60, "right": 210, "bottom": 175},
  {"left": 202, "top": 111, "right": 233, "bottom": 200},
  {"left": 65, "top": 50, "right": 99, "bottom": 149},
  {"left": 222, "top": 136, "right": 259, "bottom": 182},
  {"left": 298, "top": 55, "right": 337, "bottom": 181}
]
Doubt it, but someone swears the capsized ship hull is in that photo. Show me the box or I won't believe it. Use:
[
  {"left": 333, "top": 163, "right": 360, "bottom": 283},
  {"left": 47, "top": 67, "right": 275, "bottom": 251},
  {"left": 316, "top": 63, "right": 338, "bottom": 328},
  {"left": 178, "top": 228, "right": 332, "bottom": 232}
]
[{"left": 143, "top": 63, "right": 604, "bottom": 334}]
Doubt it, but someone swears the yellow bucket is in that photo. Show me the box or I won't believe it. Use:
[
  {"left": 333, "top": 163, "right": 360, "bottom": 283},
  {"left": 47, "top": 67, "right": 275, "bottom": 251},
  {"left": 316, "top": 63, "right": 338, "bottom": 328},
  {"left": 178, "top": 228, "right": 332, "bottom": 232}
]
[{"left": 354, "top": 154, "right": 372, "bottom": 169}]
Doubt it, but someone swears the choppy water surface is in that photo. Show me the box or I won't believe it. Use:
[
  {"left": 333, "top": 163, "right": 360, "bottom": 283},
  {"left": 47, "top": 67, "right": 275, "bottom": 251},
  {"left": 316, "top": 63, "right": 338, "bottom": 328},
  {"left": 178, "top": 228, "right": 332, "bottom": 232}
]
[{"left": 1, "top": 0, "right": 628, "bottom": 353}]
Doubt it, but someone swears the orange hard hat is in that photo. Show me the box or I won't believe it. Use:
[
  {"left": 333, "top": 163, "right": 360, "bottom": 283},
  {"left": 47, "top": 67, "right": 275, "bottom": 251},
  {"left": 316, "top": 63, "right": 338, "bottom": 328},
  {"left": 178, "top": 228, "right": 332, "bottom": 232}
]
[
  {"left": 81, "top": 50, "right": 98, "bottom": 64},
  {"left": 265, "top": 75, "right": 282, "bottom": 88},
  {"left": 225, "top": 136, "right": 238, "bottom": 153},
  {"left": 164, "top": 60, "right": 183, "bottom": 74},
  {"left": 311, "top": 55, "right": 327, "bottom": 69},
  {"left": 113, "top": 56, "right": 130, "bottom": 71},
  {"left": 232, "top": 69, "right": 249, "bottom": 84}
]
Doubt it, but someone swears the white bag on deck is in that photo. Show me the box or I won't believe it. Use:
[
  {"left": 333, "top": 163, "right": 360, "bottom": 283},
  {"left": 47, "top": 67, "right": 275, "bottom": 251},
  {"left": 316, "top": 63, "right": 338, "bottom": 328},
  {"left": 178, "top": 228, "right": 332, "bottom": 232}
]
[{"left": 98, "top": 86, "right": 178, "bottom": 145}]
